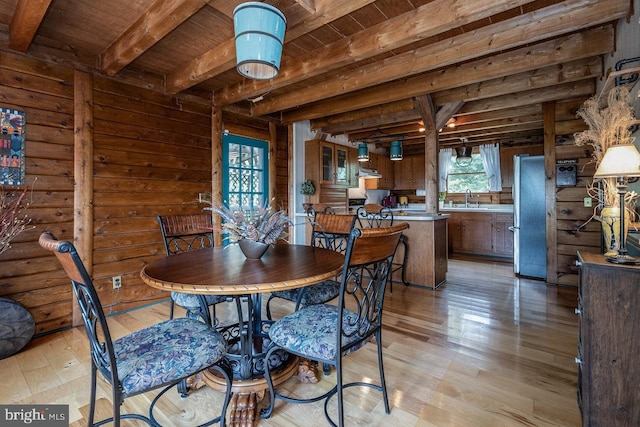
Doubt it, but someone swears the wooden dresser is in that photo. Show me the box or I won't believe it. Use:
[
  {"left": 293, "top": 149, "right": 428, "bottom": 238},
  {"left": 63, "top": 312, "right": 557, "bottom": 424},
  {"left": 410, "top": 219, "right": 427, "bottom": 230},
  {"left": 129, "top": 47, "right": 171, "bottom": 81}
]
[{"left": 576, "top": 252, "right": 640, "bottom": 426}]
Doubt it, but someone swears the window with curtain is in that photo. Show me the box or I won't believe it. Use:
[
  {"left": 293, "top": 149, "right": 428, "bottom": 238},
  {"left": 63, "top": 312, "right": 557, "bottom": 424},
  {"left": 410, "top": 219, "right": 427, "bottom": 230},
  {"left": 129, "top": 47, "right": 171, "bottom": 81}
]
[
  {"left": 479, "top": 143, "right": 502, "bottom": 192},
  {"left": 446, "top": 151, "right": 489, "bottom": 193},
  {"left": 222, "top": 133, "right": 269, "bottom": 209}
]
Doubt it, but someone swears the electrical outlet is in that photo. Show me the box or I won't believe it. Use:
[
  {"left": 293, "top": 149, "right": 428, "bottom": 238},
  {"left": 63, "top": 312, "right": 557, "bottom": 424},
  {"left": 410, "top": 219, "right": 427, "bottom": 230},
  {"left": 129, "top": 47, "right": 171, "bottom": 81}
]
[
  {"left": 112, "top": 275, "right": 122, "bottom": 289},
  {"left": 584, "top": 197, "right": 592, "bottom": 208}
]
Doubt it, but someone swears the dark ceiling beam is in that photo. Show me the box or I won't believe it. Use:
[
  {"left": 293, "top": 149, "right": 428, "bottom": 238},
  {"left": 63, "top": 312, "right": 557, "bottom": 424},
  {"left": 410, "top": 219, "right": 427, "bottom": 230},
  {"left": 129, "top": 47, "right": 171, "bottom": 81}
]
[
  {"left": 280, "top": 25, "right": 613, "bottom": 123},
  {"left": 215, "top": 0, "right": 534, "bottom": 105},
  {"left": 256, "top": 0, "right": 627, "bottom": 116},
  {"left": 8, "top": 0, "right": 51, "bottom": 52},
  {"left": 101, "top": 0, "right": 209, "bottom": 76},
  {"left": 317, "top": 56, "right": 600, "bottom": 136},
  {"left": 167, "top": 0, "right": 377, "bottom": 94}
]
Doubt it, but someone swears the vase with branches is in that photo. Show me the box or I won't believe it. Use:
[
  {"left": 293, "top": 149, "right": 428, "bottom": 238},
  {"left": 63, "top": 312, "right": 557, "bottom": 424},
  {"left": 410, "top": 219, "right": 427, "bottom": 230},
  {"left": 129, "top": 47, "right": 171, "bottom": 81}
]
[
  {"left": 0, "top": 187, "right": 31, "bottom": 255},
  {"left": 574, "top": 86, "right": 639, "bottom": 253}
]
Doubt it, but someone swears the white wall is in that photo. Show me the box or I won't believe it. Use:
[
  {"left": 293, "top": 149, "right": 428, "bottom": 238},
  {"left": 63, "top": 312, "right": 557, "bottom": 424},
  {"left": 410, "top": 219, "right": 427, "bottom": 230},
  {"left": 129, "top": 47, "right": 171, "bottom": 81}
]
[{"left": 291, "top": 121, "right": 348, "bottom": 243}]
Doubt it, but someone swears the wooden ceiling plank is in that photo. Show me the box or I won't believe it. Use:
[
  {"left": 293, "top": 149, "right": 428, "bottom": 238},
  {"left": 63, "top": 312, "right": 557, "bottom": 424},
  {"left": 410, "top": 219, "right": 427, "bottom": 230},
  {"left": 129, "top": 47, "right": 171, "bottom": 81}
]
[
  {"left": 312, "top": 99, "right": 415, "bottom": 130},
  {"left": 441, "top": 115, "right": 544, "bottom": 135},
  {"left": 101, "top": 0, "right": 210, "bottom": 76},
  {"left": 166, "top": 39, "right": 236, "bottom": 94},
  {"left": 168, "top": 0, "right": 377, "bottom": 94},
  {"left": 455, "top": 104, "right": 542, "bottom": 126},
  {"left": 436, "top": 56, "right": 602, "bottom": 106},
  {"left": 254, "top": 0, "right": 627, "bottom": 116},
  {"left": 282, "top": 25, "right": 613, "bottom": 123},
  {"left": 460, "top": 80, "right": 596, "bottom": 114},
  {"left": 321, "top": 109, "right": 421, "bottom": 135},
  {"left": 8, "top": 0, "right": 52, "bottom": 52},
  {"left": 215, "top": 0, "right": 534, "bottom": 105},
  {"left": 439, "top": 121, "right": 544, "bottom": 140},
  {"left": 316, "top": 53, "right": 594, "bottom": 134},
  {"left": 206, "top": 0, "right": 244, "bottom": 18},
  {"left": 294, "top": 0, "right": 316, "bottom": 14}
]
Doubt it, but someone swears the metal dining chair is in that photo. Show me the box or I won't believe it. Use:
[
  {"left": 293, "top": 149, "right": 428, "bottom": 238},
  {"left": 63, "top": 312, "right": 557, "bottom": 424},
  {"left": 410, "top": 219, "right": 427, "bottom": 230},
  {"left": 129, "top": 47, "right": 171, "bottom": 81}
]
[
  {"left": 261, "top": 223, "right": 410, "bottom": 427},
  {"left": 264, "top": 212, "right": 356, "bottom": 321},
  {"left": 39, "top": 231, "right": 234, "bottom": 427},
  {"left": 356, "top": 203, "right": 409, "bottom": 292},
  {"left": 157, "top": 214, "right": 230, "bottom": 327}
]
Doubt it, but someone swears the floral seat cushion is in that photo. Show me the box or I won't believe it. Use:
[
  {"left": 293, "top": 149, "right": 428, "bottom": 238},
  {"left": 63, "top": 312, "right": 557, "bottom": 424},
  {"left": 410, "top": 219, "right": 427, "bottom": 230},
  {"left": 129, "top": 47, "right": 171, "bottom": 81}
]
[
  {"left": 268, "top": 304, "right": 371, "bottom": 361},
  {"left": 113, "top": 318, "right": 226, "bottom": 396},
  {"left": 271, "top": 280, "right": 340, "bottom": 306},
  {"left": 171, "top": 291, "right": 227, "bottom": 309}
]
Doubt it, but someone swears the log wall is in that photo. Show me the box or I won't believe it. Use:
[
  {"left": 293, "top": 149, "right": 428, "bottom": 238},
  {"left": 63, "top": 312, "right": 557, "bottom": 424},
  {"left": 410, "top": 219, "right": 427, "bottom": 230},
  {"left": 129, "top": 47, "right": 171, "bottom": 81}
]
[
  {"left": 0, "top": 50, "right": 287, "bottom": 335},
  {"left": 552, "top": 98, "right": 600, "bottom": 286}
]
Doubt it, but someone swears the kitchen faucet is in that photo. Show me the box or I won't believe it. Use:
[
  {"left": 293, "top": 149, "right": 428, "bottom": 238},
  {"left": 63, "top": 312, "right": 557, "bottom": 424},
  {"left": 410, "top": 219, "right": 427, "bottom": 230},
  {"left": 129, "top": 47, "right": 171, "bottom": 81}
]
[{"left": 465, "top": 189, "right": 472, "bottom": 207}]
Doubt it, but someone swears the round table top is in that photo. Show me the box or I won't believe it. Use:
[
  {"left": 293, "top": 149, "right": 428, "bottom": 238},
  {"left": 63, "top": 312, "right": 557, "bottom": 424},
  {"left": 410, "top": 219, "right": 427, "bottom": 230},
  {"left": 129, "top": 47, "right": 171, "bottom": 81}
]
[{"left": 140, "top": 244, "right": 345, "bottom": 295}]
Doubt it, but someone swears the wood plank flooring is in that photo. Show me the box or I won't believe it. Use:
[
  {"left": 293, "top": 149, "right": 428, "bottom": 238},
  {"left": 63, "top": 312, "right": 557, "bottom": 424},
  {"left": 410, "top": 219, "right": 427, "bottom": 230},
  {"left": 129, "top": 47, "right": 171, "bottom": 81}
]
[{"left": 0, "top": 258, "right": 581, "bottom": 426}]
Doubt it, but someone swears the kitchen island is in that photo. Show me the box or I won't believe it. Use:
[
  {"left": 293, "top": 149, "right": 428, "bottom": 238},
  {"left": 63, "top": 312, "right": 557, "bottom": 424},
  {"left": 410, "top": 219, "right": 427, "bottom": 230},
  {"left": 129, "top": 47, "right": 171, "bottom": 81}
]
[
  {"left": 295, "top": 210, "right": 449, "bottom": 289},
  {"left": 388, "top": 212, "right": 448, "bottom": 289}
]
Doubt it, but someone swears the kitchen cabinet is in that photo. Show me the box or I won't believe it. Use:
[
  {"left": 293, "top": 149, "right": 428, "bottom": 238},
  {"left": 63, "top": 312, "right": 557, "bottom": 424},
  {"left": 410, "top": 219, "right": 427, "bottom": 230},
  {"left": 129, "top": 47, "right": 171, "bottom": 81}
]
[
  {"left": 576, "top": 252, "right": 640, "bottom": 426},
  {"left": 348, "top": 147, "right": 358, "bottom": 187},
  {"left": 499, "top": 145, "right": 543, "bottom": 188},
  {"left": 359, "top": 152, "right": 378, "bottom": 171},
  {"left": 306, "top": 140, "right": 354, "bottom": 188},
  {"left": 360, "top": 153, "right": 394, "bottom": 190},
  {"left": 459, "top": 213, "right": 493, "bottom": 253},
  {"left": 493, "top": 213, "right": 514, "bottom": 256},
  {"left": 447, "top": 212, "right": 513, "bottom": 258},
  {"left": 394, "top": 155, "right": 425, "bottom": 190},
  {"left": 377, "top": 155, "right": 395, "bottom": 190},
  {"left": 321, "top": 141, "right": 349, "bottom": 186}
]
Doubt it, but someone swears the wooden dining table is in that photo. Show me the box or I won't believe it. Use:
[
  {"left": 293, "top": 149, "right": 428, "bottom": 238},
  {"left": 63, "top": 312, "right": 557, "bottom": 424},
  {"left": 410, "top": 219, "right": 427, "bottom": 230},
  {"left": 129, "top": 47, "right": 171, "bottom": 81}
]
[{"left": 140, "top": 243, "right": 345, "bottom": 427}]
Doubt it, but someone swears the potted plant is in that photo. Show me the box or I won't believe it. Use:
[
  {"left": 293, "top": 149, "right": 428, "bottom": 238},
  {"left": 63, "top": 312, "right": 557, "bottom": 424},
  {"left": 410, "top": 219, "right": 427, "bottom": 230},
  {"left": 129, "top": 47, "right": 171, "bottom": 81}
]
[
  {"left": 574, "top": 86, "right": 639, "bottom": 254},
  {"left": 300, "top": 179, "right": 316, "bottom": 212},
  {"left": 438, "top": 192, "right": 447, "bottom": 209},
  {"left": 208, "top": 200, "right": 292, "bottom": 259}
]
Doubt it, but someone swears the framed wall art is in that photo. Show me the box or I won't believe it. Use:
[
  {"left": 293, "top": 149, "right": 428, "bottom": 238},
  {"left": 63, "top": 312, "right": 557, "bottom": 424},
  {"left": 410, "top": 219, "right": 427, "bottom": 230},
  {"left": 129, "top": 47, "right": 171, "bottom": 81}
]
[{"left": 1, "top": 108, "right": 26, "bottom": 186}]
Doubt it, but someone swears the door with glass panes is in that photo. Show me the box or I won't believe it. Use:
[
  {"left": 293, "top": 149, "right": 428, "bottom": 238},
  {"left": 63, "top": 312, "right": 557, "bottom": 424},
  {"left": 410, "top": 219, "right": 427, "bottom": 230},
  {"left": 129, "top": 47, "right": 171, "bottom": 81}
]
[{"left": 222, "top": 134, "right": 269, "bottom": 210}]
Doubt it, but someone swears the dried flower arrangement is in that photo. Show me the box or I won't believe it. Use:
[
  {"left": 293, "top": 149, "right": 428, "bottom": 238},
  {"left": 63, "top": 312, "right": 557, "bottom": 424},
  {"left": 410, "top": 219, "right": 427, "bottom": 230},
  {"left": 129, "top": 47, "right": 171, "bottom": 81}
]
[
  {"left": 0, "top": 187, "right": 31, "bottom": 255},
  {"left": 208, "top": 200, "right": 292, "bottom": 245},
  {"left": 574, "top": 86, "right": 639, "bottom": 217}
]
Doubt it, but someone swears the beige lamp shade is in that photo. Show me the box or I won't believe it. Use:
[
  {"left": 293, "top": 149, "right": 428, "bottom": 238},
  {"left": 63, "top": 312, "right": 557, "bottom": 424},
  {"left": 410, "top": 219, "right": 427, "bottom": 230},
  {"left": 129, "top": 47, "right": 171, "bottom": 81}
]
[{"left": 594, "top": 144, "right": 640, "bottom": 178}]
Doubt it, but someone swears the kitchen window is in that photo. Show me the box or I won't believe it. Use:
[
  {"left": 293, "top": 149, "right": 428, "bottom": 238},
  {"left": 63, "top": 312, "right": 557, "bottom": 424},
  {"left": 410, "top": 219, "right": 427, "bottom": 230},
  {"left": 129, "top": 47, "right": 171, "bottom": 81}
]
[{"left": 446, "top": 153, "right": 489, "bottom": 193}]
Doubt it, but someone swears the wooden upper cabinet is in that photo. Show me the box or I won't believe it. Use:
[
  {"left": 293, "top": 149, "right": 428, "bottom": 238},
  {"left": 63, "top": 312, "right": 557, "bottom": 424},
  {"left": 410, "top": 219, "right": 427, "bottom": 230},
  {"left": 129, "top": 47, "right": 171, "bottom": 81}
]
[
  {"left": 348, "top": 147, "right": 358, "bottom": 187},
  {"left": 500, "top": 145, "right": 544, "bottom": 188},
  {"left": 394, "top": 155, "right": 425, "bottom": 190},
  {"left": 377, "top": 155, "right": 395, "bottom": 190},
  {"left": 306, "top": 140, "right": 355, "bottom": 189}
]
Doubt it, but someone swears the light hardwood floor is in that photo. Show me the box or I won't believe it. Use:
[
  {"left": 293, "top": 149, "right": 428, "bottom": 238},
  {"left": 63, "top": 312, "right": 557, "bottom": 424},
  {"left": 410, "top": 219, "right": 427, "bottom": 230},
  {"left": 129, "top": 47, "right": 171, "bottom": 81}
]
[{"left": 0, "top": 258, "right": 581, "bottom": 426}]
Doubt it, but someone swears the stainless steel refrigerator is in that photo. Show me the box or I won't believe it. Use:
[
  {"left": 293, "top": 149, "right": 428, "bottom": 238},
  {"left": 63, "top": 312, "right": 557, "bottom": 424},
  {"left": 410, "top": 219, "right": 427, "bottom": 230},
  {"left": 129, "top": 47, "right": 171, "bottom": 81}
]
[{"left": 511, "top": 155, "right": 546, "bottom": 279}]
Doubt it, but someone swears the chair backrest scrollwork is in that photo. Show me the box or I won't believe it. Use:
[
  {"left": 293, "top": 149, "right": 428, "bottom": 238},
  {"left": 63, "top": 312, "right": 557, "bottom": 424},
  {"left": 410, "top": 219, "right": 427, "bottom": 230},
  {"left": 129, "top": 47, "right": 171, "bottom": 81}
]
[
  {"left": 356, "top": 203, "right": 394, "bottom": 229},
  {"left": 157, "top": 214, "right": 214, "bottom": 255},
  {"left": 309, "top": 213, "right": 356, "bottom": 254}
]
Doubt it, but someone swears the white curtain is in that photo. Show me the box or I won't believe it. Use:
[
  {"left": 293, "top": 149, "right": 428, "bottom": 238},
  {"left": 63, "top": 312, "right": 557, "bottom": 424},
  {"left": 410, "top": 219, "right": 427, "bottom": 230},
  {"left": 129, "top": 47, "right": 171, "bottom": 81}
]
[
  {"left": 438, "top": 148, "right": 453, "bottom": 192},
  {"left": 479, "top": 143, "right": 502, "bottom": 192}
]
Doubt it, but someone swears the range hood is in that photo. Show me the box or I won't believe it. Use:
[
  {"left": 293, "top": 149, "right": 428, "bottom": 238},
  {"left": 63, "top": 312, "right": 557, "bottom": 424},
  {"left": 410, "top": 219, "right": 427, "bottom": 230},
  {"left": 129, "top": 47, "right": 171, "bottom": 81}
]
[{"left": 358, "top": 167, "right": 382, "bottom": 178}]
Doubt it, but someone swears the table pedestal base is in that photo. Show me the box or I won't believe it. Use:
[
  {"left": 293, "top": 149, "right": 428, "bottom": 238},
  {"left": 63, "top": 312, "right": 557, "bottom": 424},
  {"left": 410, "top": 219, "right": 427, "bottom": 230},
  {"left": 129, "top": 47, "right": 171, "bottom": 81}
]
[{"left": 203, "top": 357, "right": 298, "bottom": 427}]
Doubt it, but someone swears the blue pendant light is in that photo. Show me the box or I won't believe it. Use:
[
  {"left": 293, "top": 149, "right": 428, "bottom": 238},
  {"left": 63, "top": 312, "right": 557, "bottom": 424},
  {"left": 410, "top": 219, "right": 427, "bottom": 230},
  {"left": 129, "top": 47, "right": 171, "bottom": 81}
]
[
  {"left": 358, "top": 143, "right": 369, "bottom": 162},
  {"left": 390, "top": 140, "right": 403, "bottom": 161},
  {"left": 233, "top": 2, "right": 287, "bottom": 80}
]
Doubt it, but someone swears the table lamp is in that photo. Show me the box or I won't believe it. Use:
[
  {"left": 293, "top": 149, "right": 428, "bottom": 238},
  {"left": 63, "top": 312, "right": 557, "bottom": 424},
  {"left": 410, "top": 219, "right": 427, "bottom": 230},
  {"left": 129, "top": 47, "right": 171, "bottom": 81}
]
[{"left": 593, "top": 143, "right": 640, "bottom": 264}]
